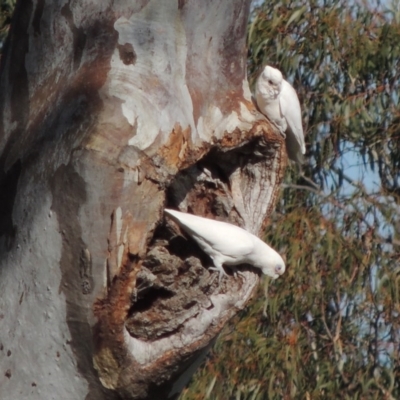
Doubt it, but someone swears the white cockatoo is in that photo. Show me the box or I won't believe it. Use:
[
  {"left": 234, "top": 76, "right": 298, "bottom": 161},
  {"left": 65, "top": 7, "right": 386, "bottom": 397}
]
[
  {"left": 255, "top": 65, "right": 305, "bottom": 163},
  {"left": 165, "top": 209, "right": 285, "bottom": 282}
]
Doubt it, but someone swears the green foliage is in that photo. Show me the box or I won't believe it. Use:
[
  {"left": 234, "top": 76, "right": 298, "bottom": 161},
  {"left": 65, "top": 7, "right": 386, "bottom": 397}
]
[
  {"left": 0, "top": 0, "right": 15, "bottom": 49},
  {"left": 2, "top": 1, "right": 399, "bottom": 398},
  {"left": 247, "top": 0, "right": 400, "bottom": 192},
  {"left": 182, "top": 1, "right": 400, "bottom": 399}
]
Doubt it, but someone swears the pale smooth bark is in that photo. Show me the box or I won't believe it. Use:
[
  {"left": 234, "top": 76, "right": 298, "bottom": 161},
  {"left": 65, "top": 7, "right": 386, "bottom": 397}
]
[{"left": 0, "top": 1, "right": 286, "bottom": 399}]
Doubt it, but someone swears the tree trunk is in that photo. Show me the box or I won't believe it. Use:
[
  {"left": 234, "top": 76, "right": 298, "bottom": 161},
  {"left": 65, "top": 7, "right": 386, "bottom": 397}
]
[{"left": 0, "top": 1, "right": 286, "bottom": 399}]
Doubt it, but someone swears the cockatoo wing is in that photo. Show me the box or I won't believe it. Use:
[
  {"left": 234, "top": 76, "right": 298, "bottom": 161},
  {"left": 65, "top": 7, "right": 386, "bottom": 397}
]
[
  {"left": 165, "top": 209, "right": 254, "bottom": 262},
  {"left": 279, "top": 79, "right": 306, "bottom": 162}
]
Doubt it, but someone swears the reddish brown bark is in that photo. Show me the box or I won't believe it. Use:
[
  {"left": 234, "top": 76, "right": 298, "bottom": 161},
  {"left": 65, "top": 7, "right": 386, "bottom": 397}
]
[{"left": 0, "top": 1, "right": 286, "bottom": 399}]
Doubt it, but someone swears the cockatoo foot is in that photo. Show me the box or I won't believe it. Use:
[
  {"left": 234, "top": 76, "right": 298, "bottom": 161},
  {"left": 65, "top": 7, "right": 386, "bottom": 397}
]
[
  {"left": 209, "top": 266, "right": 228, "bottom": 284},
  {"left": 233, "top": 270, "right": 245, "bottom": 279},
  {"left": 228, "top": 265, "right": 245, "bottom": 279},
  {"left": 278, "top": 129, "right": 286, "bottom": 139}
]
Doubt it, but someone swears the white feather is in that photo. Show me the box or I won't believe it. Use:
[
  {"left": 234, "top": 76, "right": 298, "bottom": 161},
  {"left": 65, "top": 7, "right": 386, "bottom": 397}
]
[
  {"left": 255, "top": 65, "right": 305, "bottom": 163},
  {"left": 165, "top": 209, "right": 285, "bottom": 282}
]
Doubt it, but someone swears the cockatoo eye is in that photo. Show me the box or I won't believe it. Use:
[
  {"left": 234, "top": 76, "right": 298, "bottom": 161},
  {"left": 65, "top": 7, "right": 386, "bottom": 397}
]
[
  {"left": 275, "top": 264, "right": 284, "bottom": 275},
  {"left": 268, "top": 79, "right": 273, "bottom": 85}
]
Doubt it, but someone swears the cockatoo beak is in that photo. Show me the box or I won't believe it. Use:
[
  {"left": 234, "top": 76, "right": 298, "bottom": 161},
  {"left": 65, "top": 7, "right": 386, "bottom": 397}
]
[{"left": 273, "top": 85, "right": 280, "bottom": 98}]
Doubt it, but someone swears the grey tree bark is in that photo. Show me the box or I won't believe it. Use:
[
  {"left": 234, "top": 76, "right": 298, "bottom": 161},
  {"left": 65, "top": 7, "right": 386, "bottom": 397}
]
[{"left": 0, "top": 1, "right": 286, "bottom": 399}]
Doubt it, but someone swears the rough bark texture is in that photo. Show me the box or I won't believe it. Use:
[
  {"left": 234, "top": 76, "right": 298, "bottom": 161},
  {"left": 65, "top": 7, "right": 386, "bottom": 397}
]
[{"left": 0, "top": 1, "right": 286, "bottom": 399}]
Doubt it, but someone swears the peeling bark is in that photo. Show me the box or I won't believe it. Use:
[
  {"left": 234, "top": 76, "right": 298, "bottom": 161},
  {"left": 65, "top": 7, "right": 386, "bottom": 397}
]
[{"left": 0, "top": 1, "right": 286, "bottom": 399}]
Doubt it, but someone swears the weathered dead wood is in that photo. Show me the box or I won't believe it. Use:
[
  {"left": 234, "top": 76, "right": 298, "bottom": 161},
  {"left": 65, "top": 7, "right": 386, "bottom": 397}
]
[{"left": 0, "top": 1, "right": 286, "bottom": 399}]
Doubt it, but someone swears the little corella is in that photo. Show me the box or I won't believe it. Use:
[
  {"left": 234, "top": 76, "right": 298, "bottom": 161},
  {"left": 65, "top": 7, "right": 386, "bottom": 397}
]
[
  {"left": 255, "top": 65, "right": 305, "bottom": 164},
  {"left": 165, "top": 209, "right": 285, "bottom": 282}
]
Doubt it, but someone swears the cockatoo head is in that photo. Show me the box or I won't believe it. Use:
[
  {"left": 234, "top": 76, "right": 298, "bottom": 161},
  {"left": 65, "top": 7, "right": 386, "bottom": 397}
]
[
  {"left": 261, "top": 250, "right": 286, "bottom": 279},
  {"left": 259, "top": 65, "right": 283, "bottom": 99}
]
